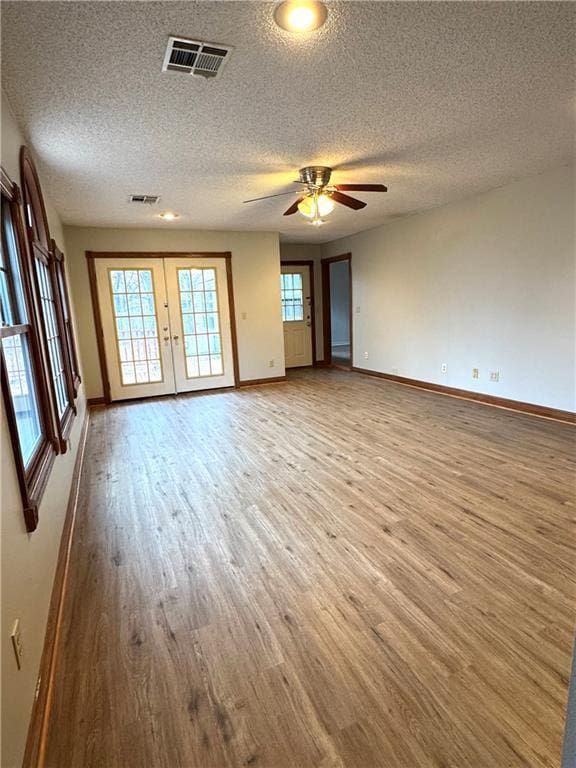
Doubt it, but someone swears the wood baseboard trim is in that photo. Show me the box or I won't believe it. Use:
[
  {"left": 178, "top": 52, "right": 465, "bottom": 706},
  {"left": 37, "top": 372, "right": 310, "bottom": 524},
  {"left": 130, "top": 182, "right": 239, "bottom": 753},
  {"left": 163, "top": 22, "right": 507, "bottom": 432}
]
[
  {"left": 352, "top": 367, "right": 576, "bottom": 425},
  {"left": 87, "top": 396, "right": 106, "bottom": 407},
  {"left": 23, "top": 407, "right": 90, "bottom": 768},
  {"left": 238, "top": 376, "right": 287, "bottom": 387}
]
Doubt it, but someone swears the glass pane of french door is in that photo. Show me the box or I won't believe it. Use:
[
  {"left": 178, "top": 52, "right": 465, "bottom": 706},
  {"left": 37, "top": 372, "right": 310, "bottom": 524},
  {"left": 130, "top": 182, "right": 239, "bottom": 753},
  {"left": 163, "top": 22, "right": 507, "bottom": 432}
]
[{"left": 164, "top": 257, "right": 235, "bottom": 392}]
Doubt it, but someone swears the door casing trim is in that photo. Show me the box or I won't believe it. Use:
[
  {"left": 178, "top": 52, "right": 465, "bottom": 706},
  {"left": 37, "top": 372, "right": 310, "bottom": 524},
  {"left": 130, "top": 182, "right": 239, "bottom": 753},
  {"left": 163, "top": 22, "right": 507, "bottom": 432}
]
[
  {"left": 86, "top": 251, "right": 239, "bottom": 404},
  {"left": 321, "top": 253, "right": 352, "bottom": 369}
]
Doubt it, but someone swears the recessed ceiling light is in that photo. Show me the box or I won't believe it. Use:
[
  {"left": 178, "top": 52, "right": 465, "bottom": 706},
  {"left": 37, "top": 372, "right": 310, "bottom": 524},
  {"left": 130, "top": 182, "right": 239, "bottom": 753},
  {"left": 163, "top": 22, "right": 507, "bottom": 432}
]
[
  {"left": 274, "top": 0, "right": 328, "bottom": 33},
  {"left": 159, "top": 211, "right": 179, "bottom": 221}
]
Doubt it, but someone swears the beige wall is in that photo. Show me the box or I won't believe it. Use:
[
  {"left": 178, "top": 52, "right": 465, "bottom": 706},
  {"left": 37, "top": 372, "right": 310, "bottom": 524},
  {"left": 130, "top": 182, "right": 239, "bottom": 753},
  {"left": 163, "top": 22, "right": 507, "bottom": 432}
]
[
  {"left": 1, "top": 93, "right": 87, "bottom": 767},
  {"left": 322, "top": 164, "right": 576, "bottom": 412},
  {"left": 63, "top": 228, "right": 285, "bottom": 398},
  {"left": 279, "top": 243, "right": 324, "bottom": 361}
]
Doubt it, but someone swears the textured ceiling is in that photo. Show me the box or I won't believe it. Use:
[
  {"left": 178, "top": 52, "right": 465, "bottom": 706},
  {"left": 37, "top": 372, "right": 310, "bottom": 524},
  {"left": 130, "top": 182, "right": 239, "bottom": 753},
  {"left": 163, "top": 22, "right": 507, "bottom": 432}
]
[{"left": 1, "top": 1, "right": 574, "bottom": 243}]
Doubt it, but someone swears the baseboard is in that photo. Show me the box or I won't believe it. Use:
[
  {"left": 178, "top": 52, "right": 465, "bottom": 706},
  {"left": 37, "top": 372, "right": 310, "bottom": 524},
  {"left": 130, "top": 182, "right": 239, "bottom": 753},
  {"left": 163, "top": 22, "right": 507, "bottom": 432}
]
[
  {"left": 352, "top": 367, "right": 576, "bottom": 424},
  {"left": 87, "top": 396, "right": 106, "bottom": 406},
  {"left": 23, "top": 407, "right": 90, "bottom": 768},
  {"left": 238, "top": 376, "right": 287, "bottom": 387}
]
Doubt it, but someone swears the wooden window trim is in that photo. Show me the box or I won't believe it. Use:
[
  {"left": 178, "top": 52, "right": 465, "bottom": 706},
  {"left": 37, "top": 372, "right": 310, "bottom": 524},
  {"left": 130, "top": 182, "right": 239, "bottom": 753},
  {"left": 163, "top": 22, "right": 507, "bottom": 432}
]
[
  {"left": 20, "top": 146, "right": 76, "bottom": 451},
  {"left": 51, "top": 239, "right": 81, "bottom": 396},
  {"left": 0, "top": 167, "right": 57, "bottom": 531}
]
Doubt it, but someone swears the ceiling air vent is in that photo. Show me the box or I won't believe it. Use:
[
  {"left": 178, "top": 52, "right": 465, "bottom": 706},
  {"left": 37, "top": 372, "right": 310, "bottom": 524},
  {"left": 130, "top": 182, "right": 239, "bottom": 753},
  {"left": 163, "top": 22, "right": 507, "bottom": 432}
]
[
  {"left": 129, "top": 194, "right": 160, "bottom": 205},
  {"left": 162, "top": 36, "right": 233, "bottom": 79}
]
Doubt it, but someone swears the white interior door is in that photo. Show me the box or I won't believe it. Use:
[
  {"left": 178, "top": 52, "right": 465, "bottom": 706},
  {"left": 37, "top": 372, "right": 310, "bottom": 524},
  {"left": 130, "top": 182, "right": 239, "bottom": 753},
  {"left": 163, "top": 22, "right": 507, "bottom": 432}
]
[
  {"left": 94, "top": 258, "right": 175, "bottom": 400},
  {"left": 281, "top": 265, "right": 313, "bottom": 368},
  {"left": 164, "top": 258, "right": 235, "bottom": 392}
]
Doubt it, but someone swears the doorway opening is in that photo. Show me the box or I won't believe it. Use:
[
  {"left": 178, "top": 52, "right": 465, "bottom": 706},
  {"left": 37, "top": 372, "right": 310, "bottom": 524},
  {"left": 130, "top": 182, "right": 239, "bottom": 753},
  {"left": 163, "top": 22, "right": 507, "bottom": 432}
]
[{"left": 322, "top": 253, "right": 352, "bottom": 369}]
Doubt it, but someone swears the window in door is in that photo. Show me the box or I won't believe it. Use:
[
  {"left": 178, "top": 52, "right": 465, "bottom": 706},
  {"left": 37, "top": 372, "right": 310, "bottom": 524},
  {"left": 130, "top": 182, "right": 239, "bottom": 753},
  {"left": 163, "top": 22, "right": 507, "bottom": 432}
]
[
  {"left": 177, "top": 267, "right": 223, "bottom": 378},
  {"left": 109, "top": 268, "right": 163, "bottom": 385},
  {"left": 281, "top": 272, "right": 304, "bottom": 321}
]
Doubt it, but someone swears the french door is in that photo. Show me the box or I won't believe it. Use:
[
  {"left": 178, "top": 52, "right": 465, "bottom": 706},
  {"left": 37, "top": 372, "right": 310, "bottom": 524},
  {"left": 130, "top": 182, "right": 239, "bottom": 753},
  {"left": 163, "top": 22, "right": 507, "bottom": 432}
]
[{"left": 94, "top": 256, "right": 235, "bottom": 401}]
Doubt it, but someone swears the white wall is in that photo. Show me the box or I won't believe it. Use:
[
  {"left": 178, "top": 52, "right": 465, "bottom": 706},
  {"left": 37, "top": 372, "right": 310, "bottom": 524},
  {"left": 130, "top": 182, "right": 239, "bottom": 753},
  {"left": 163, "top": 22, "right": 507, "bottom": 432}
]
[
  {"left": 322, "top": 164, "right": 575, "bottom": 412},
  {"left": 329, "top": 260, "right": 350, "bottom": 347},
  {"left": 279, "top": 243, "right": 324, "bottom": 360},
  {"left": 63, "top": 228, "right": 285, "bottom": 398},
  {"left": 1, "top": 92, "right": 87, "bottom": 767}
]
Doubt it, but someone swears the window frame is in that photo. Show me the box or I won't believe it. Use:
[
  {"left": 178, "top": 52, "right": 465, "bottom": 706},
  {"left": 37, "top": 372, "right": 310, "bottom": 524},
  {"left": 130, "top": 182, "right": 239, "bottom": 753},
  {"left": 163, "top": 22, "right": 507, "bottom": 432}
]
[
  {"left": 0, "top": 166, "right": 58, "bottom": 532},
  {"left": 20, "top": 146, "right": 76, "bottom": 450},
  {"left": 51, "top": 239, "right": 81, "bottom": 396}
]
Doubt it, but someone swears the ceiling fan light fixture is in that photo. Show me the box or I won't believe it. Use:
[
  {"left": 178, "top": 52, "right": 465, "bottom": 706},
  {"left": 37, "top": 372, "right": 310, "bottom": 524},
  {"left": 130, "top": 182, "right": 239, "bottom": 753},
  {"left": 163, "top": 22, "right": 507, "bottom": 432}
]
[
  {"left": 297, "top": 193, "right": 334, "bottom": 219},
  {"left": 274, "top": 0, "right": 328, "bottom": 33}
]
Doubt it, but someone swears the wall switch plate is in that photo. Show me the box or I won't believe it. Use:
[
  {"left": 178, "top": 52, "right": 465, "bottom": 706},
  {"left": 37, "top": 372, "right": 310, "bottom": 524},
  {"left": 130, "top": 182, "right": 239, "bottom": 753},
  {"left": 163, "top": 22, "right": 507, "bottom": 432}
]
[
  {"left": 472, "top": 368, "right": 479, "bottom": 379},
  {"left": 441, "top": 363, "right": 448, "bottom": 374},
  {"left": 490, "top": 370, "right": 500, "bottom": 382},
  {"left": 241, "top": 312, "right": 247, "bottom": 320},
  {"left": 11, "top": 619, "right": 22, "bottom": 670}
]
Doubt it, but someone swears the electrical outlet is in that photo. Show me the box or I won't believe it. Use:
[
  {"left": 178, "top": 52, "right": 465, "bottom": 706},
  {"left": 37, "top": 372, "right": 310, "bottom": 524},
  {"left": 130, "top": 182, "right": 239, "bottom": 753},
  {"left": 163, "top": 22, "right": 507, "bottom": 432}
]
[
  {"left": 363, "top": 351, "right": 369, "bottom": 360},
  {"left": 472, "top": 368, "right": 479, "bottom": 379},
  {"left": 441, "top": 363, "right": 448, "bottom": 374},
  {"left": 490, "top": 370, "right": 500, "bottom": 382},
  {"left": 11, "top": 619, "right": 23, "bottom": 670},
  {"left": 241, "top": 311, "right": 247, "bottom": 320},
  {"left": 392, "top": 367, "right": 399, "bottom": 375},
  {"left": 355, "top": 305, "right": 361, "bottom": 314},
  {"left": 268, "top": 359, "right": 274, "bottom": 368}
]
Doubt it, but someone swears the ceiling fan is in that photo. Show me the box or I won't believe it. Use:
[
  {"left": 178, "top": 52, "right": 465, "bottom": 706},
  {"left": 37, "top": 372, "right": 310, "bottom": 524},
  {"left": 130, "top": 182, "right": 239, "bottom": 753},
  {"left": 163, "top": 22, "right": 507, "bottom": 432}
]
[{"left": 243, "top": 166, "right": 387, "bottom": 226}]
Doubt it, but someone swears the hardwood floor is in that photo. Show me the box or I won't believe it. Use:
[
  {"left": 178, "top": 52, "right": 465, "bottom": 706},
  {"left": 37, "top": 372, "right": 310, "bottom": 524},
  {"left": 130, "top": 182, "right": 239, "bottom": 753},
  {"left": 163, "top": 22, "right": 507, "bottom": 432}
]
[{"left": 44, "top": 369, "right": 575, "bottom": 768}]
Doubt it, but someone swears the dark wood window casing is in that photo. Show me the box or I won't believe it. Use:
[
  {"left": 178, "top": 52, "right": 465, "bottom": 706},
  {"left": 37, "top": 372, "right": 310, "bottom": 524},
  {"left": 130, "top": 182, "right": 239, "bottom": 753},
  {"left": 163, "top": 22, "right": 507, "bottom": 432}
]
[
  {"left": 52, "top": 239, "right": 81, "bottom": 395},
  {"left": 20, "top": 146, "right": 76, "bottom": 451},
  {"left": 0, "top": 166, "right": 57, "bottom": 531}
]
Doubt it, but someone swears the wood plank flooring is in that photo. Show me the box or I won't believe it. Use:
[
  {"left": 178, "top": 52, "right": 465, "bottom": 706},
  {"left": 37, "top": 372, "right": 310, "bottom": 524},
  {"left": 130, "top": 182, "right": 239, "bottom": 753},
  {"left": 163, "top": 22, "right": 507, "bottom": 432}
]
[{"left": 44, "top": 369, "right": 575, "bottom": 768}]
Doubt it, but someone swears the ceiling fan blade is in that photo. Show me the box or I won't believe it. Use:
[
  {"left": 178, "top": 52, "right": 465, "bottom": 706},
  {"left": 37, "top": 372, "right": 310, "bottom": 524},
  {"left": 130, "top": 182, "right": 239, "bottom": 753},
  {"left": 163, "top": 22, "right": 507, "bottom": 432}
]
[
  {"left": 335, "top": 184, "right": 388, "bottom": 192},
  {"left": 283, "top": 197, "right": 304, "bottom": 216},
  {"left": 331, "top": 191, "right": 367, "bottom": 210},
  {"left": 243, "top": 191, "right": 295, "bottom": 204}
]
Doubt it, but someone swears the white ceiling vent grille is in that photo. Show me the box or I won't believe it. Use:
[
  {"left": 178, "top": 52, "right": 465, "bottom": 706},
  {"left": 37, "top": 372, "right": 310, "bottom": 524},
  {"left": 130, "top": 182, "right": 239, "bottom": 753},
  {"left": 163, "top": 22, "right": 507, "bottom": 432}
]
[
  {"left": 129, "top": 194, "right": 160, "bottom": 204},
  {"left": 162, "top": 37, "right": 233, "bottom": 79}
]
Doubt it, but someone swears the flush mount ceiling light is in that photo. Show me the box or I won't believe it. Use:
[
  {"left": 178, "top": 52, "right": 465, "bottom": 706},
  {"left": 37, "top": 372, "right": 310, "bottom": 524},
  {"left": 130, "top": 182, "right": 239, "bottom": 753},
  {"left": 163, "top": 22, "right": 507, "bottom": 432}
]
[
  {"left": 159, "top": 211, "right": 179, "bottom": 221},
  {"left": 274, "top": 0, "right": 328, "bottom": 33}
]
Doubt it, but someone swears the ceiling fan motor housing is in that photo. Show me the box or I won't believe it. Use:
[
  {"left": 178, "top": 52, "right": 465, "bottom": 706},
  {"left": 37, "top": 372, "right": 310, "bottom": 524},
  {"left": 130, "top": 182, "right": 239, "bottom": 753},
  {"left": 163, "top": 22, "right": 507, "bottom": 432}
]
[{"left": 299, "top": 166, "right": 332, "bottom": 188}]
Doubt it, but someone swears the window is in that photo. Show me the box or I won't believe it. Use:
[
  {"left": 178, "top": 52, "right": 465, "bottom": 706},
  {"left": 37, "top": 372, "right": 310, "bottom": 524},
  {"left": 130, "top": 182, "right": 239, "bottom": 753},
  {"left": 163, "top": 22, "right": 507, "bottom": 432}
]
[
  {"left": 53, "top": 242, "right": 81, "bottom": 395},
  {"left": 281, "top": 272, "right": 304, "bottom": 321},
  {"left": 1, "top": 167, "right": 57, "bottom": 532},
  {"left": 177, "top": 267, "right": 223, "bottom": 378},
  {"left": 20, "top": 146, "right": 76, "bottom": 448},
  {"left": 109, "top": 268, "right": 163, "bottom": 385}
]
